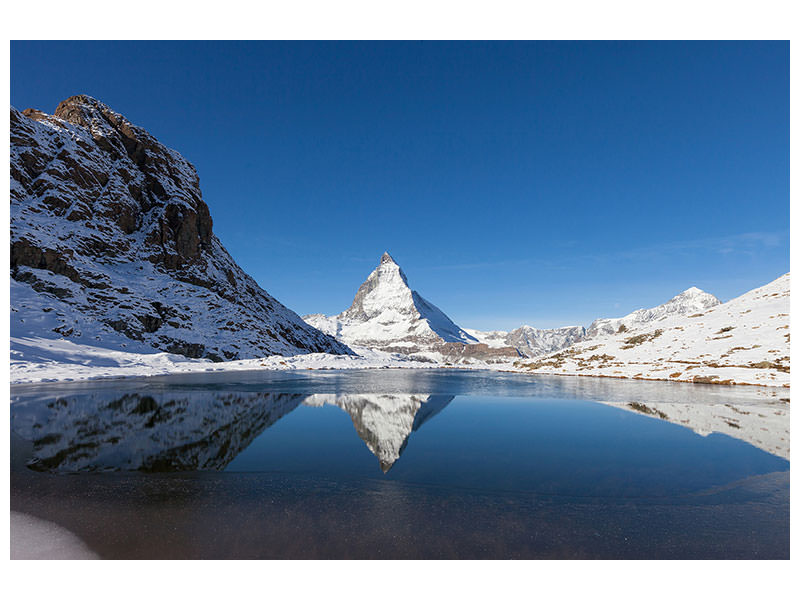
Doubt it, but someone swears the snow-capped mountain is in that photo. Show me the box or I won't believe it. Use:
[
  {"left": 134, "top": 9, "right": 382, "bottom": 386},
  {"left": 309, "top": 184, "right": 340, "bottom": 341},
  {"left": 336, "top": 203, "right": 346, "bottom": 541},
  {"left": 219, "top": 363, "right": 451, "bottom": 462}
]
[
  {"left": 467, "top": 286, "right": 719, "bottom": 358},
  {"left": 10, "top": 96, "right": 351, "bottom": 361},
  {"left": 466, "top": 325, "right": 586, "bottom": 358},
  {"left": 513, "top": 274, "right": 790, "bottom": 387},
  {"left": 304, "top": 253, "right": 519, "bottom": 361},
  {"left": 304, "top": 394, "right": 453, "bottom": 472},
  {"left": 586, "top": 287, "right": 721, "bottom": 338}
]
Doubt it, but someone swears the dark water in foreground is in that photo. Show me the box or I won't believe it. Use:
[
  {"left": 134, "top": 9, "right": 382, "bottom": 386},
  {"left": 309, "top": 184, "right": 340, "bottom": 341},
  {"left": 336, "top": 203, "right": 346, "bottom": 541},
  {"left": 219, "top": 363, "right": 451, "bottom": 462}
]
[{"left": 10, "top": 369, "right": 790, "bottom": 559}]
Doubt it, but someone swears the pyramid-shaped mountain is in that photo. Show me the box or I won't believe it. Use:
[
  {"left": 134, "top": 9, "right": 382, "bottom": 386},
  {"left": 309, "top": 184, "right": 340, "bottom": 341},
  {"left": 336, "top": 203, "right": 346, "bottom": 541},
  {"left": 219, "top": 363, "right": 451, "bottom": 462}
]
[{"left": 304, "top": 253, "right": 518, "bottom": 361}]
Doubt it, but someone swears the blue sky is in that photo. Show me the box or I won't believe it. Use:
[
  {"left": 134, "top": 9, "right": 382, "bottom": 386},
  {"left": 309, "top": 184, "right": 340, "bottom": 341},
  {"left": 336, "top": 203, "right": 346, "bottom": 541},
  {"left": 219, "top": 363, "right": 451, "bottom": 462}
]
[{"left": 11, "top": 41, "right": 789, "bottom": 330}]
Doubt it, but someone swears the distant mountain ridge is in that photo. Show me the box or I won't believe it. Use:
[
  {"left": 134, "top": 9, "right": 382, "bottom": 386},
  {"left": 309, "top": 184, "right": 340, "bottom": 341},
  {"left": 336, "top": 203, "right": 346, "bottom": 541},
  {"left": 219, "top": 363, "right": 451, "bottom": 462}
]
[
  {"left": 10, "top": 95, "right": 351, "bottom": 361},
  {"left": 513, "top": 273, "right": 790, "bottom": 387},
  {"left": 467, "top": 286, "right": 720, "bottom": 358},
  {"left": 466, "top": 325, "right": 587, "bottom": 358},
  {"left": 586, "top": 287, "right": 721, "bottom": 338}
]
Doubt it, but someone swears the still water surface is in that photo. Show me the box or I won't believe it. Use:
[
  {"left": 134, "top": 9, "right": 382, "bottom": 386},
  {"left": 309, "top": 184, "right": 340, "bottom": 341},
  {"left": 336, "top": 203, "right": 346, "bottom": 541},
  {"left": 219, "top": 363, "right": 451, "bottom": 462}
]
[{"left": 10, "top": 369, "right": 790, "bottom": 559}]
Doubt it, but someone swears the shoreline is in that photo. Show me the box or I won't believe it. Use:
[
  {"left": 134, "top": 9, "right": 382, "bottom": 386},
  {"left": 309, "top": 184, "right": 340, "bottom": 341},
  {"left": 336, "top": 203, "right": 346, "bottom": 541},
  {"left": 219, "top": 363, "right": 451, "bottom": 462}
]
[
  {"left": 10, "top": 361, "right": 791, "bottom": 390},
  {"left": 496, "top": 367, "right": 790, "bottom": 390}
]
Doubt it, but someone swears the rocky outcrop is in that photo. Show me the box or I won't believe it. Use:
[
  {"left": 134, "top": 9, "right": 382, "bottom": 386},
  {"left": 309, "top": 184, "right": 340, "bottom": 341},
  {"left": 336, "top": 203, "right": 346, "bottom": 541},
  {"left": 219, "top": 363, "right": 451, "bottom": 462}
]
[
  {"left": 465, "top": 325, "right": 586, "bottom": 358},
  {"left": 10, "top": 96, "right": 352, "bottom": 360}
]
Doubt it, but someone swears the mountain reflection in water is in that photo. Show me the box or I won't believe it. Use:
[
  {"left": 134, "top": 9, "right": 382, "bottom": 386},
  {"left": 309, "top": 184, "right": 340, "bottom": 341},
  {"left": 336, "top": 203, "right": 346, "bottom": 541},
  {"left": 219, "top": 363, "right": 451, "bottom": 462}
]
[
  {"left": 9, "top": 370, "right": 789, "bottom": 476},
  {"left": 10, "top": 389, "right": 453, "bottom": 473},
  {"left": 304, "top": 394, "right": 453, "bottom": 472},
  {"left": 11, "top": 390, "right": 306, "bottom": 472},
  {"left": 9, "top": 372, "right": 789, "bottom": 560}
]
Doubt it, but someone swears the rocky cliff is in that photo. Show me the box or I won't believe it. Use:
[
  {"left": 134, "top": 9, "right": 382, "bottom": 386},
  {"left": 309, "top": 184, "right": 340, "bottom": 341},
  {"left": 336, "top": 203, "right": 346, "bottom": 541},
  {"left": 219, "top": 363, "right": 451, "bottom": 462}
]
[{"left": 10, "top": 95, "right": 352, "bottom": 360}]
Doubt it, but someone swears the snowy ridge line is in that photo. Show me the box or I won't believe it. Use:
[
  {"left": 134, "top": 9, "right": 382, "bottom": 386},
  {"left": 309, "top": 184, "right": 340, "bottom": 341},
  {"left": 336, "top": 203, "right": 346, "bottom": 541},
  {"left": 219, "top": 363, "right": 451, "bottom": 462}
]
[
  {"left": 507, "top": 273, "right": 790, "bottom": 388},
  {"left": 10, "top": 272, "right": 791, "bottom": 387},
  {"left": 466, "top": 286, "right": 722, "bottom": 358},
  {"left": 466, "top": 324, "right": 587, "bottom": 357},
  {"left": 585, "top": 286, "right": 722, "bottom": 338}
]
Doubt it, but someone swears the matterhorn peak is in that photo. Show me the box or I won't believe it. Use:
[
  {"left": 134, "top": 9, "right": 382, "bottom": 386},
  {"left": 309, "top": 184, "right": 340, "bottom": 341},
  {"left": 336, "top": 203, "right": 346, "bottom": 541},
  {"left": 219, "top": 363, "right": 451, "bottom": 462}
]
[{"left": 303, "top": 252, "right": 478, "bottom": 352}]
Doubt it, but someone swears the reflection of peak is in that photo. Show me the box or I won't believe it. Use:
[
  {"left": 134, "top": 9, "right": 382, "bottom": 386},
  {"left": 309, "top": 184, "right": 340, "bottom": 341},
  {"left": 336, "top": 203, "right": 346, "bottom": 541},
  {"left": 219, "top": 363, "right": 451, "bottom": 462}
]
[
  {"left": 305, "top": 393, "right": 453, "bottom": 472},
  {"left": 412, "top": 395, "right": 453, "bottom": 431}
]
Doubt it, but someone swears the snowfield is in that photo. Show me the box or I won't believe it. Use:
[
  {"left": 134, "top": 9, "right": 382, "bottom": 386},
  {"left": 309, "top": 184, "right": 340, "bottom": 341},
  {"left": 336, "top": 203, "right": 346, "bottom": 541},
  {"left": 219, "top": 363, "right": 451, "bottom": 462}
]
[
  {"left": 10, "top": 512, "right": 98, "bottom": 559},
  {"left": 509, "top": 274, "right": 790, "bottom": 388},
  {"left": 9, "top": 336, "right": 438, "bottom": 385}
]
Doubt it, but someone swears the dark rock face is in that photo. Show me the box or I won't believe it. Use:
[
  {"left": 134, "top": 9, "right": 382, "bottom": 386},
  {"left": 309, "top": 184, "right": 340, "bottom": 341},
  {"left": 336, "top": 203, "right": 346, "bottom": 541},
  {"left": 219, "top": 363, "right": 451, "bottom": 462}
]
[{"left": 10, "top": 95, "right": 352, "bottom": 359}]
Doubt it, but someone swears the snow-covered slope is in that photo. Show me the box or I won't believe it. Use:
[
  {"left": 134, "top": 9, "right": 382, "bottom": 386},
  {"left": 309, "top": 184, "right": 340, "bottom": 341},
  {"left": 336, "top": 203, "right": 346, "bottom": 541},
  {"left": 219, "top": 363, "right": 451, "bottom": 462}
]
[
  {"left": 304, "top": 393, "right": 453, "bottom": 471},
  {"left": 10, "top": 96, "right": 351, "bottom": 362},
  {"left": 513, "top": 274, "right": 790, "bottom": 387},
  {"left": 469, "top": 286, "right": 718, "bottom": 358},
  {"left": 466, "top": 325, "right": 586, "bottom": 357},
  {"left": 586, "top": 287, "right": 721, "bottom": 338},
  {"left": 304, "top": 253, "right": 519, "bottom": 362},
  {"left": 9, "top": 336, "right": 439, "bottom": 386}
]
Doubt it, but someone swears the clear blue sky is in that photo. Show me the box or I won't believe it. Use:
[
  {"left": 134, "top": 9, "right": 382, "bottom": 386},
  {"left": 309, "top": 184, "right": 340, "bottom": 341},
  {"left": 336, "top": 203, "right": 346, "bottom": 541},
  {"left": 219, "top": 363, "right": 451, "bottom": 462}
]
[{"left": 11, "top": 41, "right": 789, "bottom": 330}]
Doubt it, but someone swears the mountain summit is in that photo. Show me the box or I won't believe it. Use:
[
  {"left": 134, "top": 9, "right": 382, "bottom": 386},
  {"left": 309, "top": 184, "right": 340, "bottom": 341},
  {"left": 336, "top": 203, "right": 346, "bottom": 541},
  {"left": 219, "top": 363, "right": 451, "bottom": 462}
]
[
  {"left": 10, "top": 95, "right": 351, "bottom": 360},
  {"left": 586, "top": 286, "right": 721, "bottom": 338},
  {"left": 339, "top": 251, "right": 476, "bottom": 344},
  {"left": 466, "top": 286, "right": 720, "bottom": 357},
  {"left": 305, "top": 252, "right": 479, "bottom": 354}
]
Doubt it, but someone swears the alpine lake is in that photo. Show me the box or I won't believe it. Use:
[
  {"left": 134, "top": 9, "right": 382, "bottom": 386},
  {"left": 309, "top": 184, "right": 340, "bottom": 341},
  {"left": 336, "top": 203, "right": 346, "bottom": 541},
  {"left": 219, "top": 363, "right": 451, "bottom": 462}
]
[{"left": 10, "top": 369, "right": 789, "bottom": 559}]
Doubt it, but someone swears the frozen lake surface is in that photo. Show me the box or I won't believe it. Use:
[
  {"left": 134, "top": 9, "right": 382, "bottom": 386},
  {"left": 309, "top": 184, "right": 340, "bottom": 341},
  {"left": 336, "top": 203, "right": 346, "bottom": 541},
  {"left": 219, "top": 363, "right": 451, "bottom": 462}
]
[{"left": 10, "top": 369, "right": 789, "bottom": 559}]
